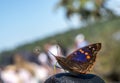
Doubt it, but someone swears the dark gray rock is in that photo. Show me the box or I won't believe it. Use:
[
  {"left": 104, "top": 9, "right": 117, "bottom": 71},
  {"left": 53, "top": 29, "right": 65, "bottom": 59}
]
[{"left": 45, "top": 73, "right": 105, "bottom": 83}]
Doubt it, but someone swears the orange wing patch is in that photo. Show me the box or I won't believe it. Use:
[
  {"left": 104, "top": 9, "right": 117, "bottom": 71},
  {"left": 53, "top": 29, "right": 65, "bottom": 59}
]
[{"left": 86, "top": 55, "right": 91, "bottom": 59}]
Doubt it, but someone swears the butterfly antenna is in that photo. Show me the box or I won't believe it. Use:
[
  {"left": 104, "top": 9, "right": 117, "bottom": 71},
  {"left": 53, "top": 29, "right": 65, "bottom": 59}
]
[{"left": 48, "top": 50, "right": 56, "bottom": 57}]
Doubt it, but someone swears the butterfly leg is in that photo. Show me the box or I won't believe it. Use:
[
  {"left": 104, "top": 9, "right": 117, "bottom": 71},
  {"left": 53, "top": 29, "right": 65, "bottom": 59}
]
[{"left": 53, "top": 62, "right": 58, "bottom": 74}]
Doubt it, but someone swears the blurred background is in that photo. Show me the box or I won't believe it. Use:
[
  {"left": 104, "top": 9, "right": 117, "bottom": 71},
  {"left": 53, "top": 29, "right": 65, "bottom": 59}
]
[{"left": 0, "top": 0, "right": 120, "bottom": 83}]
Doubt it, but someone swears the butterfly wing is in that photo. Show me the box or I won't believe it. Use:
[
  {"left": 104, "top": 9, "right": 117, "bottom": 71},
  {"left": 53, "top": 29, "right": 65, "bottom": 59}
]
[
  {"left": 66, "top": 43, "right": 101, "bottom": 62},
  {"left": 65, "top": 43, "right": 101, "bottom": 74}
]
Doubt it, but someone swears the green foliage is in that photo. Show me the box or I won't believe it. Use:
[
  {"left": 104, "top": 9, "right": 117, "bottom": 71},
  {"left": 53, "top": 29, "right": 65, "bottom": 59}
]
[{"left": 55, "top": 0, "right": 113, "bottom": 20}]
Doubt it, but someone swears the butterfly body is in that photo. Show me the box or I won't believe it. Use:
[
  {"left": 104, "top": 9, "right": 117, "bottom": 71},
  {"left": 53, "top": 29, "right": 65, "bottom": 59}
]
[{"left": 54, "top": 43, "right": 101, "bottom": 74}]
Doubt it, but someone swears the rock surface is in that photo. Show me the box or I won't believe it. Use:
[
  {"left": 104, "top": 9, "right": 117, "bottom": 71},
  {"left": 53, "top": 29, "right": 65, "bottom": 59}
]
[{"left": 45, "top": 73, "right": 105, "bottom": 83}]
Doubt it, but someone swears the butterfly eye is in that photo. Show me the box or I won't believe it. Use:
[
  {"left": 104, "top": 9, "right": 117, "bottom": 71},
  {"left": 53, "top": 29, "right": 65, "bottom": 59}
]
[{"left": 86, "top": 55, "right": 91, "bottom": 59}]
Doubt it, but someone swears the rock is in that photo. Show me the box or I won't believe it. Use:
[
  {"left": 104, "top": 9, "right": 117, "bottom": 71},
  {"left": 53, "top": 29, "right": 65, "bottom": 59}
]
[{"left": 45, "top": 73, "right": 105, "bottom": 83}]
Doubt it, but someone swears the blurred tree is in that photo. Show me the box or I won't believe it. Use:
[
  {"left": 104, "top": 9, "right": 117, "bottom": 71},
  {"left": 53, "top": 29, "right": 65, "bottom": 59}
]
[{"left": 55, "top": 0, "right": 115, "bottom": 24}]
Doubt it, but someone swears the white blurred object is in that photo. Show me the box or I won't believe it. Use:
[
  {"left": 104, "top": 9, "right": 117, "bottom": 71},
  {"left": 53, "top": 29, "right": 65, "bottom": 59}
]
[
  {"left": 1, "top": 66, "right": 39, "bottom": 83},
  {"left": 38, "top": 52, "right": 48, "bottom": 64},
  {"left": 34, "top": 66, "right": 48, "bottom": 82},
  {"left": 18, "top": 68, "right": 34, "bottom": 83},
  {"left": 1, "top": 68, "right": 19, "bottom": 83},
  {"left": 48, "top": 45, "right": 61, "bottom": 66},
  {"left": 75, "top": 34, "right": 88, "bottom": 48},
  {"left": 75, "top": 34, "right": 85, "bottom": 43}
]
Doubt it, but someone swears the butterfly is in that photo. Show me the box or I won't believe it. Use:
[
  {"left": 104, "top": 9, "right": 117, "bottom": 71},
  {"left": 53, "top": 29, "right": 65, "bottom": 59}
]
[{"left": 50, "top": 43, "right": 101, "bottom": 75}]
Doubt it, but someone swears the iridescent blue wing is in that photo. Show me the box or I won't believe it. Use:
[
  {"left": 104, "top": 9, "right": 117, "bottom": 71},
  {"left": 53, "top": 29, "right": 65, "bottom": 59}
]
[{"left": 66, "top": 43, "right": 101, "bottom": 63}]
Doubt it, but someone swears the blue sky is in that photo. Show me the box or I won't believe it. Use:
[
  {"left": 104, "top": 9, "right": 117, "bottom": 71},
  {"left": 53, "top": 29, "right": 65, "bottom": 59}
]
[
  {"left": 0, "top": 0, "right": 70, "bottom": 51},
  {"left": 0, "top": 0, "right": 120, "bottom": 52}
]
